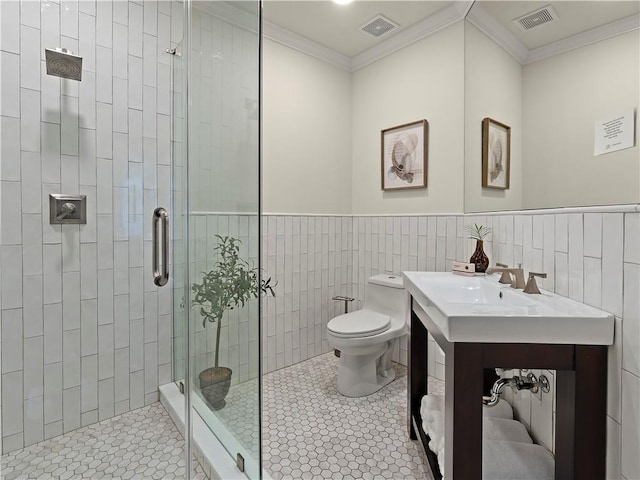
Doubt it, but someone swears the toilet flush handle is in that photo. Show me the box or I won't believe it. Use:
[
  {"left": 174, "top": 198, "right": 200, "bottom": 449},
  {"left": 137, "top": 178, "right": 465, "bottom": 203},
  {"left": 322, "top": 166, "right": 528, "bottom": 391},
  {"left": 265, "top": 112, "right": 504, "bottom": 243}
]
[{"left": 332, "top": 295, "right": 355, "bottom": 314}]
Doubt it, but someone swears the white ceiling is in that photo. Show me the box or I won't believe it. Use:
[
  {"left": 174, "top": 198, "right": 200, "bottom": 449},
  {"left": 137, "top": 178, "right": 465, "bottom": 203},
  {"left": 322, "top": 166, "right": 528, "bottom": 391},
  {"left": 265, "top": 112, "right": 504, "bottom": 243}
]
[{"left": 261, "top": 0, "right": 640, "bottom": 65}]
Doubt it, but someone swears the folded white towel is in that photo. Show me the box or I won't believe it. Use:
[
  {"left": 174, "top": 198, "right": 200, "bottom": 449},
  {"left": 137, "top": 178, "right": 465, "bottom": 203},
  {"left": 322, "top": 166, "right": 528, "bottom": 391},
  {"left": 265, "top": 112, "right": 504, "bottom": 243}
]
[
  {"left": 483, "top": 440, "right": 554, "bottom": 479},
  {"left": 483, "top": 417, "right": 532, "bottom": 444}
]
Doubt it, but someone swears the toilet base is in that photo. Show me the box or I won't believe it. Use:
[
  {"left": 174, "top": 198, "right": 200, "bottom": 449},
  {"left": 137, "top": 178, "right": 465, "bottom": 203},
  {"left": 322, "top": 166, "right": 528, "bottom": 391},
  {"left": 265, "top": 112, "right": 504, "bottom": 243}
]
[{"left": 335, "top": 341, "right": 397, "bottom": 397}]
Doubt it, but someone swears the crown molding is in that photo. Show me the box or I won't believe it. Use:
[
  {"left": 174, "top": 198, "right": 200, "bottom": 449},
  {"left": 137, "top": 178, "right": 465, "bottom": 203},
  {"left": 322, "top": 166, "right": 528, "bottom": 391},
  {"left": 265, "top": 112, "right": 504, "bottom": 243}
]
[
  {"left": 466, "top": 4, "right": 529, "bottom": 64},
  {"left": 194, "top": 1, "right": 258, "bottom": 33},
  {"left": 351, "top": 1, "right": 472, "bottom": 71},
  {"left": 526, "top": 13, "right": 640, "bottom": 64},
  {"left": 262, "top": 20, "right": 353, "bottom": 71}
]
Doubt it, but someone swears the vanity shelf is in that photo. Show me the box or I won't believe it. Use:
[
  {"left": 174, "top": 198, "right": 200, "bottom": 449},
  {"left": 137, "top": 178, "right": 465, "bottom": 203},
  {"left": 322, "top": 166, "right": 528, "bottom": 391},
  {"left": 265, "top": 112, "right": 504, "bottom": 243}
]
[{"left": 404, "top": 272, "right": 613, "bottom": 480}]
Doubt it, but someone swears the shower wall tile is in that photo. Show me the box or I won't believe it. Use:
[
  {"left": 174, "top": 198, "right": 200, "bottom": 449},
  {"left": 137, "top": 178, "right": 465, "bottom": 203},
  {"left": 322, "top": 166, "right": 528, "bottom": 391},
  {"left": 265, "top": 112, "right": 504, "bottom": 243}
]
[{"left": 1, "top": 0, "right": 174, "bottom": 453}]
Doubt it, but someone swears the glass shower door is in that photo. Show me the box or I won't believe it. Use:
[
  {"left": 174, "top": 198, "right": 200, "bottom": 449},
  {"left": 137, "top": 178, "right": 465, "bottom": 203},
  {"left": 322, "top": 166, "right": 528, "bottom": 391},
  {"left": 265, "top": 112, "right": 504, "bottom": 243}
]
[{"left": 173, "top": 1, "right": 262, "bottom": 478}]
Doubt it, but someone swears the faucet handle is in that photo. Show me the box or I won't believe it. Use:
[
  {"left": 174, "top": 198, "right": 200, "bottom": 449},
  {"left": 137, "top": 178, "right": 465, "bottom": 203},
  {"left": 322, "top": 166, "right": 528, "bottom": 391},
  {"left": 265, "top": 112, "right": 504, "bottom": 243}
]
[
  {"left": 494, "top": 263, "right": 512, "bottom": 284},
  {"left": 524, "top": 272, "right": 547, "bottom": 294}
]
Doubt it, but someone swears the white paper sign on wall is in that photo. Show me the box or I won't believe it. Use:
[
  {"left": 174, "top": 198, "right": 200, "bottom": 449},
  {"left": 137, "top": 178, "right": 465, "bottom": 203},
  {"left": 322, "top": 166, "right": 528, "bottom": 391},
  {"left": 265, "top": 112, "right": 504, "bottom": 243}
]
[{"left": 594, "top": 110, "right": 635, "bottom": 156}]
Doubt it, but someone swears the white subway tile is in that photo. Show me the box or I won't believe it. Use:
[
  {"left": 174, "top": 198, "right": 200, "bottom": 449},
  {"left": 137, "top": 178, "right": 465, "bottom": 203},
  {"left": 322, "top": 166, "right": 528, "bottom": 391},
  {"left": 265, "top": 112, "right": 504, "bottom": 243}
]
[
  {"left": 43, "top": 363, "right": 62, "bottom": 423},
  {"left": 79, "top": 185, "right": 97, "bottom": 243},
  {"left": 97, "top": 268, "right": 113, "bottom": 325},
  {"left": 128, "top": 55, "right": 143, "bottom": 110},
  {"left": 129, "top": 370, "right": 144, "bottom": 409},
  {"left": 62, "top": 386, "right": 81, "bottom": 433},
  {"left": 1, "top": 117, "right": 21, "bottom": 181},
  {"left": 128, "top": 108, "right": 143, "bottom": 162},
  {"left": 144, "top": 343, "right": 158, "bottom": 394},
  {"left": 98, "top": 324, "right": 114, "bottom": 380},
  {"left": 96, "top": 46, "right": 113, "bottom": 104},
  {"left": 584, "top": 213, "right": 603, "bottom": 258},
  {"left": 60, "top": 0, "right": 79, "bottom": 39},
  {"left": 21, "top": 88, "right": 41, "bottom": 152},
  {"left": 81, "top": 410, "right": 98, "bottom": 427},
  {"left": 113, "top": 133, "right": 128, "bottom": 187},
  {"left": 567, "top": 214, "right": 584, "bottom": 302},
  {"left": 80, "top": 243, "right": 97, "bottom": 299},
  {"left": 129, "top": 3, "right": 143, "bottom": 57},
  {"left": 113, "top": 242, "right": 129, "bottom": 296},
  {"left": 144, "top": 0, "right": 157, "bottom": 35},
  {"left": 130, "top": 319, "right": 144, "bottom": 372},
  {"left": 114, "top": 294, "right": 129, "bottom": 349},
  {"left": 62, "top": 227, "right": 80, "bottom": 272},
  {"left": 60, "top": 154, "right": 79, "bottom": 194},
  {"left": 20, "top": 26, "right": 40, "bottom": 91},
  {"left": 96, "top": 159, "right": 113, "bottom": 214},
  {"left": 96, "top": 102, "right": 113, "bottom": 159},
  {"left": 41, "top": 123, "right": 61, "bottom": 184},
  {"left": 114, "top": 347, "right": 129, "bottom": 403},
  {"left": 23, "top": 396, "right": 44, "bottom": 446},
  {"left": 60, "top": 95, "right": 79, "bottom": 155},
  {"left": 112, "top": 0, "right": 128, "bottom": 26},
  {"left": 44, "top": 420, "right": 63, "bottom": 441},
  {"left": 23, "top": 275, "right": 43, "bottom": 337},
  {"left": 2, "top": 246, "right": 23, "bottom": 309},
  {"left": 129, "top": 267, "right": 144, "bottom": 320},
  {"left": 143, "top": 34, "right": 157, "bottom": 87},
  {"left": 62, "top": 329, "right": 81, "bottom": 389},
  {"left": 112, "top": 23, "right": 128, "bottom": 81},
  {"left": 78, "top": 12, "right": 95, "bottom": 73},
  {"left": 1, "top": 52, "right": 20, "bottom": 117},
  {"left": 62, "top": 272, "right": 80, "bottom": 331},
  {"left": 113, "top": 187, "right": 129, "bottom": 241},
  {"left": 143, "top": 87, "right": 156, "bottom": 138},
  {"left": 80, "top": 299, "right": 98, "bottom": 356},
  {"left": 96, "top": 215, "right": 113, "bottom": 269},
  {"left": 2, "top": 372, "right": 23, "bottom": 436},
  {"left": 0, "top": 1, "right": 20, "bottom": 54},
  {"left": 1, "top": 309, "right": 23, "bottom": 373},
  {"left": 157, "top": 115, "right": 170, "bottom": 165},
  {"left": 43, "top": 244, "right": 62, "bottom": 304},
  {"left": 20, "top": 0, "right": 40, "bottom": 28},
  {"left": 24, "top": 336, "right": 44, "bottom": 399},
  {"left": 621, "top": 370, "right": 640, "bottom": 480},
  {"left": 43, "top": 303, "right": 63, "bottom": 364},
  {"left": 623, "top": 263, "right": 640, "bottom": 377},
  {"left": 532, "top": 216, "right": 543, "bottom": 249},
  {"left": 624, "top": 213, "right": 640, "bottom": 264},
  {"left": 144, "top": 291, "right": 157, "bottom": 343},
  {"left": 95, "top": 0, "right": 112, "bottom": 48},
  {"left": 2, "top": 182, "right": 23, "bottom": 245},
  {"left": 78, "top": 128, "right": 96, "bottom": 186},
  {"left": 607, "top": 417, "right": 621, "bottom": 480},
  {"left": 22, "top": 215, "right": 42, "bottom": 276},
  {"left": 583, "top": 257, "right": 602, "bottom": 309},
  {"left": 78, "top": 72, "right": 96, "bottom": 130},
  {"left": 602, "top": 214, "right": 624, "bottom": 318},
  {"left": 112, "top": 79, "right": 128, "bottom": 135},
  {"left": 129, "top": 216, "right": 143, "bottom": 268}
]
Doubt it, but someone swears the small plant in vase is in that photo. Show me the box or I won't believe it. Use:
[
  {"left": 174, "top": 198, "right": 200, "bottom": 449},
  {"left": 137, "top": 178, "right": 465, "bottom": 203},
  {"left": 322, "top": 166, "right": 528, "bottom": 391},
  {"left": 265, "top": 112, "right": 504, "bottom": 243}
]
[
  {"left": 190, "top": 235, "right": 276, "bottom": 410},
  {"left": 465, "top": 223, "right": 491, "bottom": 273}
]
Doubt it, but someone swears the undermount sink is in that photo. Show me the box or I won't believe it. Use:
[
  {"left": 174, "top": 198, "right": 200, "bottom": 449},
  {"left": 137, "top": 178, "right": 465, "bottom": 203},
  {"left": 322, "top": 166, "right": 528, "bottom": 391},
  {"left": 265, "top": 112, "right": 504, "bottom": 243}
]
[{"left": 402, "top": 271, "right": 615, "bottom": 345}]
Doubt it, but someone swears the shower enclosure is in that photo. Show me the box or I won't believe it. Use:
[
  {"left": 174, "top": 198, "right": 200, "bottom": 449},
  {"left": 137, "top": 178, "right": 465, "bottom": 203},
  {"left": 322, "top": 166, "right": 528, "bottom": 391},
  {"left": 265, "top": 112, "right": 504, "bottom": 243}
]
[
  {"left": 0, "top": 0, "right": 261, "bottom": 478},
  {"left": 171, "top": 1, "right": 262, "bottom": 478}
]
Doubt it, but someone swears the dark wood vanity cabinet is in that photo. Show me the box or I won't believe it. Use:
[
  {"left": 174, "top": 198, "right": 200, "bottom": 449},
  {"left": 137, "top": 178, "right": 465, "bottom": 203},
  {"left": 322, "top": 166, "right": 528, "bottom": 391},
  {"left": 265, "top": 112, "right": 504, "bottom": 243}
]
[{"left": 408, "top": 297, "right": 609, "bottom": 480}]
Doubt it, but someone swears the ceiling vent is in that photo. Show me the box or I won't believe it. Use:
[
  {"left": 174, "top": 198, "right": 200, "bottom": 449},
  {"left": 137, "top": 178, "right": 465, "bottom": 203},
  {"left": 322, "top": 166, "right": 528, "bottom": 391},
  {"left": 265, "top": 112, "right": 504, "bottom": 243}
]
[
  {"left": 360, "top": 14, "right": 399, "bottom": 38},
  {"left": 513, "top": 5, "right": 558, "bottom": 31}
]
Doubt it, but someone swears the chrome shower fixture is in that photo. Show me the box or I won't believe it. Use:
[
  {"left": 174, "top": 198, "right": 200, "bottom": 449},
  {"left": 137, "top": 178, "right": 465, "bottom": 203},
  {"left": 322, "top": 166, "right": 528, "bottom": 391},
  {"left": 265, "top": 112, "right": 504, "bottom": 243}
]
[{"left": 45, "top": 48, "right": 83, "bottom": 81}]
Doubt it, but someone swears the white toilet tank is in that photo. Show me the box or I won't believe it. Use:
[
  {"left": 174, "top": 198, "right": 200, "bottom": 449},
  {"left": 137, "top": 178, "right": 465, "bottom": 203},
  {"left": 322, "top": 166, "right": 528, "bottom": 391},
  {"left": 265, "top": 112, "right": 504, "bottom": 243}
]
[{"left": 363, "top": 274, "right": 406, "bottom": 320}]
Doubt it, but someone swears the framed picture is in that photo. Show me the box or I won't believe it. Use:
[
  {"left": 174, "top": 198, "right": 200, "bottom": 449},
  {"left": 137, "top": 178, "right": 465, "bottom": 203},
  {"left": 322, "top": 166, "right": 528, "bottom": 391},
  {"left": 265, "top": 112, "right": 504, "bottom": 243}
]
[
  {"left": 381, "top": 119, "right": 428, "bottom": 191},
  {"left": 482, "top": 117, "right": 511, "bottom": 190}
]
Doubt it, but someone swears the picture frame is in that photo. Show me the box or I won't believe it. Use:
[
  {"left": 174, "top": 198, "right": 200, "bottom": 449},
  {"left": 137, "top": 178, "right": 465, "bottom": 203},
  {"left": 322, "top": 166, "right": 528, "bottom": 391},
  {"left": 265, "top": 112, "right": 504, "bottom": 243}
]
[
  {"left": 381, "top": 119, "right": 428, "bottom": 191},
  {"left": 482, "top": 117, "right": 511, "bottom": 190}
]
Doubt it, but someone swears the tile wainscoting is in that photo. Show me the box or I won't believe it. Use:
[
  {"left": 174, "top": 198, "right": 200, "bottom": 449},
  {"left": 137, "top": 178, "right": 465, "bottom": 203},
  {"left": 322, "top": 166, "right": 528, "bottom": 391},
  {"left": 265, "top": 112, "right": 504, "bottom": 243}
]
[{"left": 263, "top": 206, "right": 639, "bottom": 480}]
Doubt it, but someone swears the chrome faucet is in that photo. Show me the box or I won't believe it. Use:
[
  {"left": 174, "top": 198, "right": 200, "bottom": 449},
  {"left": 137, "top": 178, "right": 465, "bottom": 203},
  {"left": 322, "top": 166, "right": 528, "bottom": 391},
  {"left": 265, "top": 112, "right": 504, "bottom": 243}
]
[
  {"left": 524, "top": 272, "right": 547, "bottom": 294},
  {"left": 485, "top": 265, "right": 525, "bottom": 289}
]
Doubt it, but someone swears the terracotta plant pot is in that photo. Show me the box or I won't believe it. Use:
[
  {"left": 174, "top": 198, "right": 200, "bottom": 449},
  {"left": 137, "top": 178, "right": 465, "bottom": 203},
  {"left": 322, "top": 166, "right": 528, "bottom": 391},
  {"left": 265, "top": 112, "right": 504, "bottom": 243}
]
[
  {"left": 470, "top": 240, "right": 489, "bottom": 273},
  {"left": 198, "top": 366, "right": 232, "bottom": 411}
]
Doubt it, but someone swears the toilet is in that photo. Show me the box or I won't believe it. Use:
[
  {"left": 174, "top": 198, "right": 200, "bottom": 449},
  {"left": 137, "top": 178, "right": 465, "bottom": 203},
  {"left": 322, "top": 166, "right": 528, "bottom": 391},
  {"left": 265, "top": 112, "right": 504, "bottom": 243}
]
[{"left": 327, "top": 274, "right": 408, "bottom": 397}]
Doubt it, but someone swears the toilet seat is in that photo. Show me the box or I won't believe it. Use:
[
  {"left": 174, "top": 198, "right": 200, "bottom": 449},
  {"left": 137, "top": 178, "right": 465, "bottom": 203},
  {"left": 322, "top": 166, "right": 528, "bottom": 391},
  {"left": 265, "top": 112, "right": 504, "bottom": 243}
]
[{"left": 327, "top": 310, "right": 391, "bottom": 338}]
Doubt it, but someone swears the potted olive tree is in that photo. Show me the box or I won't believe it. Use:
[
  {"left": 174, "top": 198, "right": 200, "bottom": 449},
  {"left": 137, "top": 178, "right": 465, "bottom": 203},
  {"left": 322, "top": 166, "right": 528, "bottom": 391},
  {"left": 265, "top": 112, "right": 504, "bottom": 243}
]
[{"left": 191, "top": 235, "right": 275, "bottom": 410}]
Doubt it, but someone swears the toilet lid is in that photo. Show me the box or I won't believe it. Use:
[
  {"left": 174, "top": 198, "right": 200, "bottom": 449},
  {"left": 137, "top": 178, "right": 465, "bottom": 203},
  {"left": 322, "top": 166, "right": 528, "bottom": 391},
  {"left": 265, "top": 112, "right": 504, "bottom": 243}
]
[{"left": 327, "top": 310, "right": 391, "bottom": 338}]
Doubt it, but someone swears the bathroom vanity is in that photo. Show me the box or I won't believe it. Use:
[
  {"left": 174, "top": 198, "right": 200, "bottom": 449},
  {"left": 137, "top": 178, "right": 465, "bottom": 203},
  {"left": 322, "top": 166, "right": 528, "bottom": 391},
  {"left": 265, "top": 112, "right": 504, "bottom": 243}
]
[{"left": 402, "top": 272, "right": 615, "bottom": 480}]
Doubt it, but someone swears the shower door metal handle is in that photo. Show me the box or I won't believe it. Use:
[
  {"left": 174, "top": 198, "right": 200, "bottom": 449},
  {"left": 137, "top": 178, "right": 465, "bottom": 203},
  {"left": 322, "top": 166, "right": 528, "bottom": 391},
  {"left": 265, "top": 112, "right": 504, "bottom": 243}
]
[{"left": 152, "top": 207, "right": 169, "bottom": 287}]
